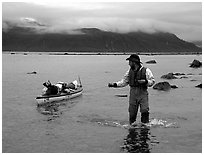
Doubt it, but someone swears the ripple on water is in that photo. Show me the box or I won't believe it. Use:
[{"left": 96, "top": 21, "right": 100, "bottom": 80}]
[{"left": 83, "top": 116, "right": 179, "bottom": 153}]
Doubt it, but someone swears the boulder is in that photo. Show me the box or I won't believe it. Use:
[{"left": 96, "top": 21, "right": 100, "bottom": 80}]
[
  {"left": 190, "top": 59, "right": 202, "bottom": 68},
  {"left": 153, "top": 82, "right": 171, "bottom": 91},
  {"left": 146, "top": 60, "right": 157, "bottom": 64},
  {"left": 195, "top": 84, "right": 202, "bottom": 88},
  {"left": 161, "top": 73, "right": 177, "bottom": 79}
]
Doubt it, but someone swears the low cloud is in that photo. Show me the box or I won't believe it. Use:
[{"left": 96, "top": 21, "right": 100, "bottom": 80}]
[{"left": 2, "top": 2, "right": 202, "bottom": 41}]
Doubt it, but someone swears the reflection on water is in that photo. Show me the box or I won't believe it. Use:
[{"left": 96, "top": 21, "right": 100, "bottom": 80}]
[
  {"left": 122, "top": 128, "right": 151, "bottom": 153},
  {"left": 37, "top": 103, "right": 60, "bottom": 115},
  {"left": 120, "top": 118, "right": 180, "bottom": 153},
  {"left": 36, "top": 98, "right": 79, "bottom": 115},
  {"left": 36, "top": 103, "right": 62, "bottom": 121},
  {"left": 36, "top": 99, "right": 80, "bottom": 122}
]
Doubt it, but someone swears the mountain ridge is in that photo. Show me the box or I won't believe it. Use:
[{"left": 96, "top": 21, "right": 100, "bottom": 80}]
[{"left": 2, "top": 26, "right": 202, "bottom": 53}]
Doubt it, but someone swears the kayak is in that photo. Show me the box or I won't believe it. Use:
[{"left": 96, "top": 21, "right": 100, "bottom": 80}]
[{"left": 36, "top": 86, "right": 83, "bottom": 106}]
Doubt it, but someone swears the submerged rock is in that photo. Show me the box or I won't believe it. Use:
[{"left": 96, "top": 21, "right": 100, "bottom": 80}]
[
  {"left": 179, "top": 76, "right": 188, "bottom": 79},
  {"left": 190, "top": 59, "right": 202, "bottom": 68},
  {"left": 170, "top": 85, "right": 178, "bottom": 89},
  {"left": 173, "top": 72, "right": 185, "bottom": 76},
  {"left": 115, "top": 94, "right": 128, "bottom": 97},
  {"left": 187, "top": 73, "right": 194, "bottom": 75},
  {"left": 153, "top": 82, "right": 171, "bottom": 91},
  {"left": 146, "top": 60, "right": 157, "bottom": 64},
  {"left": 27, "top": 71, "right": 37, "bottom": 74},
  {"left": 161, "top": 73, "right": 177, "bottom": 79},
  {"left": 195, "top": 84, "right": 202, "bottom": 88}
]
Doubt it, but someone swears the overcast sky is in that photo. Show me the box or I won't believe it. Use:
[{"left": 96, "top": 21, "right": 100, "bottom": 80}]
[{"left": 2, "top": 1, "right": 202, "bottom": 42}]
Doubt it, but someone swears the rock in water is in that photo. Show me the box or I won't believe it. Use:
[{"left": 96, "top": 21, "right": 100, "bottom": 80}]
[
  {"left": 161, "top": 73, "right": 177, "bottom": 79},
  {"left": 179, "top": 76, "right": 188, "bottom": 79},
  {"left": 27, "top": 71, "right": 37, "bottom": 74},
  {"left": 195, "top": 84, "right": 202, "bottom": 88},
  {"left": 146, "top": 60, "right": 157, "bottom": 64},
  {"left": 173, "top": 72, "right": 185, "bottom": 76},
  {"left": 190, "top": 59, "right": 202, "bottom": 68},
  {"left": 153, "top": 82, "right": 171, "bottom": 91},
  {"left": 170, "top": 85, "right": 178, "bottom": 89},
  {"left": 115, "top": 94, "right": 128, "bottom": 97}
]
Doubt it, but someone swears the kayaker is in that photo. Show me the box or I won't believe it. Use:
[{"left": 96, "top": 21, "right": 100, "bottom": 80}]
[
  {"left": 108, "top": 54, "right": 155, "bottom": 125},
  {"left": 43, "top": 80, "right": 59, "bottom": 95}
]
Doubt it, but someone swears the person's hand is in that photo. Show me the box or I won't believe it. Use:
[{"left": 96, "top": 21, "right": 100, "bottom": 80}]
[
  {"left": 108, "top": 83, "right": 117, "bottom": 87},
  {"left": 137, "top": 79, "right": 146, "bottom": 84}
]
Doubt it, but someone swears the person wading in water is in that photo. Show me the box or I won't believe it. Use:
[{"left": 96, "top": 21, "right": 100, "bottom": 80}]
[{"left": 108, "top": 54, "right": 155, "bottom": 125}]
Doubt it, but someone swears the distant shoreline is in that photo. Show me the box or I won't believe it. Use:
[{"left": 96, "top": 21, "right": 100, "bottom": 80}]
[{"left": 2, "top": 51, "right": 202, "bottom": 56}]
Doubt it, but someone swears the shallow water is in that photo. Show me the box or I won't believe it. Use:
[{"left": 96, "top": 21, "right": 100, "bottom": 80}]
[{"left": 2, "top": 53, "right": 202, "bottom": 153}]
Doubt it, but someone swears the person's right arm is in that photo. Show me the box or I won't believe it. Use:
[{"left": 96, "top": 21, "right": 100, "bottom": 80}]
[{"left": 108, "top": 69, "right": 129, "bottom": 88}]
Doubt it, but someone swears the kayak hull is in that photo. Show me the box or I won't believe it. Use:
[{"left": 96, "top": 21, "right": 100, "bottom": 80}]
[{"left": 36, "top": 87, "right": 83, "bottom": 106}]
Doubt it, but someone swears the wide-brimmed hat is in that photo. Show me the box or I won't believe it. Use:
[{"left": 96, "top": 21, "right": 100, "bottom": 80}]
[{"left": 126, "top": 54, "right": 142, "bottom": 63}]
